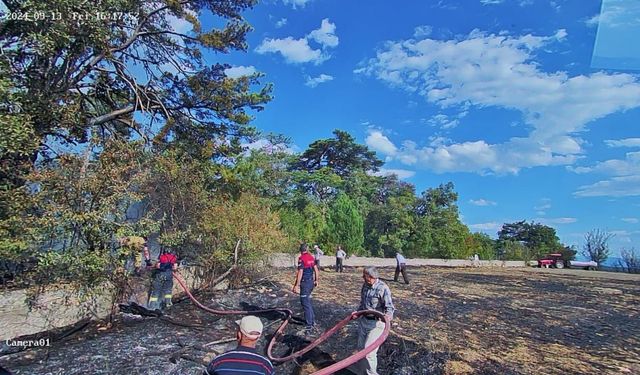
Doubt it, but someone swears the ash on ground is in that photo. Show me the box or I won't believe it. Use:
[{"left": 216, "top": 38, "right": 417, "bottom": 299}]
[{"left": 1, "top": 266, "right": 639, "bottom": 375}]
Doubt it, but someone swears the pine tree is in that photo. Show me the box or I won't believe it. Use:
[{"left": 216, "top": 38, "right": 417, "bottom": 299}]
[{"left": 325, "top": 193, "right": 364, "bottom": 255}]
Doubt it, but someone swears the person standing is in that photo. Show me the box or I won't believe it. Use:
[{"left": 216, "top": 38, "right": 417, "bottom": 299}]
[
  {"left": 148, "top": 248, "right": 178, "bottom": 310},
  {"left": 142, "top": 236, "right": 151, "bottom": 269},
  {"left": 394, "top": 251, "right": 410, "bottom": 284},
  {"left": 292, "top": 243, "right": 319, "bottom": 335},
  {"left": 204, "top": 315, "right": 274, "bottom": 375},
  {"left": 335, "top": 245, "right": 346, "bottom": 273},
  {"left": 357, "top": 266, "right": 395, "bottom": 375},
  {"left": 313, "top": 244, "right": 324, "bottom": 268}
]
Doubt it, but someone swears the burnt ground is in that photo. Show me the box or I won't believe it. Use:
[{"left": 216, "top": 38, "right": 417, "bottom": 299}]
[{"left": 1, "top": 266, "right": 639, "bottom": 375}]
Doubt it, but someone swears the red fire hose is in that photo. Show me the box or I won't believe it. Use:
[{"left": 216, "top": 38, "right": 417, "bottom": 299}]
[{"left": 173, "top": 272, "right": 391, "bottom": 375}]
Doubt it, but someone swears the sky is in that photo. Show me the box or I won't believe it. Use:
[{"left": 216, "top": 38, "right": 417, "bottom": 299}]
[
  {"left": 3, "top": 0, "right": 638, "bottom": 255},
  {"left": 206, "top": 0, "right": 640, "bottom": 255}
]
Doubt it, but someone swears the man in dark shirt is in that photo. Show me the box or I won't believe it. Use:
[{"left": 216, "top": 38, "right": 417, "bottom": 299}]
[
  {"left": 292, "top": 243, "right": 319, "bottom": 335},
  {"left": 204, "top": 315, "right": 274, "bottom": 375}
]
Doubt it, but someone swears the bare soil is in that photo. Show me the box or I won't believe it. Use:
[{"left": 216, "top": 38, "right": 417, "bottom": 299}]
[{"left": 1, "top": 266, "right": 638, "bottom": 375}]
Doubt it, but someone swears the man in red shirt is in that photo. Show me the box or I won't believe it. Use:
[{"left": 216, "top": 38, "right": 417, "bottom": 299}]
[
  {"left": 148, "top": 248, "right": 178, "bottom": 310},
  {"left": 292, "top": 243, "right": 319, "bottom": 335}
]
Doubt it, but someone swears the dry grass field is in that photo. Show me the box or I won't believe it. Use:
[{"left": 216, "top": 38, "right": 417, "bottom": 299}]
[{"left": 1, "top": 265, "right": 638, "bottom": 374}]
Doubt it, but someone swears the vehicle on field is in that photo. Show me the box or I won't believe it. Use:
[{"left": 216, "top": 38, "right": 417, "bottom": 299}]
[
  {"left": 537, "top": 253, "right": 597, "bottom": 270},
  {"left": 568, "top": 260, "right": 598, "bottom": 270}
]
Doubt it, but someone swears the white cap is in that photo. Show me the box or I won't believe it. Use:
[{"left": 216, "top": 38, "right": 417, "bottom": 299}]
[{"left": 236, "top": 315, "right": 263, "bottom": 339}]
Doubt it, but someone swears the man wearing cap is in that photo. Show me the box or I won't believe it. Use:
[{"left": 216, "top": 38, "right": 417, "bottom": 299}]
[
  {"left": 394, "top": 251, "right": 409, "bottom": 284},
  {"left": 292, "top": 243, "right": 319, "bottom": 335},
  {"left": 357, "top": 266, "right": 395, "bottom": 375},
  {"left": 204, "top": 315, "right": 274, "bottom": 375}
]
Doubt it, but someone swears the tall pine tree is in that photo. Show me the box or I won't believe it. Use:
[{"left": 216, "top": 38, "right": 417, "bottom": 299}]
[{"left": 325, "top": 193, "right": 364, "bottom": 255}]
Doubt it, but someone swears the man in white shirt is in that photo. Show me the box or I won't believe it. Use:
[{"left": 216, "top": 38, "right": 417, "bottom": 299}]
[
  {"left": 335, "top": 245, "right": 347, "bottom": 273},
  {"left": 313, "top": 244, "right": 324, "bottom": 268},
  {"left": 394, "top": 251, "right": 409, "bottom": 284}
]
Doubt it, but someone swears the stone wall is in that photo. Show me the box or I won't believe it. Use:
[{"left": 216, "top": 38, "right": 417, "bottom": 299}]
[
  {"left": 271, "top": 253, "right": 529, "bottom": 269},
  {"left": 0, "top": 267, "right": 209, "bottom": 342}
]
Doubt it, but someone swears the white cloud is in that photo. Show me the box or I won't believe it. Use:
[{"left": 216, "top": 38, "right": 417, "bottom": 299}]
[
  {"left": 534, "top": 199, "right": 552, "bottom": 211},
  {"left": 575, "top": 175, "right": 640, "bottom": 197},
  {"left": 425, "top": 114, "right": 459, "bottom": 129},
  {"left": 373, "top": 168, "right": 416, "bottom": 179},
  {"left": 605, "top": 138, "right": 640, "bottom": 148},
  {"left": 256, "top": 19, "right": 338, "bottom": 65},
  {"left": 469, "top": 199, "right": 497, "bottom": 206},
  {"left": 469, "top": 222, "right": 502, "bottom": 232},
  {"left": 308, "top": 18, "right": 339, "bottom": 48},
  {"left": 585, "top": 2, "right": 640, "bottom": 28},
  {"left": 622, "top": 217, "right": 639, "bottom": 224},
  {"left": 275, "top": 18, "right": 288, "bottom": 28},
  {"left": 355, "top": 29, "right": 640, "bottom": 174},
  {"left": 256, "top": 37, "right": 324, "bottom": 64},
  {"left": 569, "top": 151, "right": 640, "bottom": 177},
  {"left": 283, "top": 0, "right": 312, "bottom": 8},
  {"left": 432, "top": 0, "right": 458, "bottom": 10},
  {"left": 366, "top": 130, "right": 398, "bottom": 156},
  {"left": 413, "top": 25, "right": 433, "bottom": 38},
  {"left": 305, "top": 74, "right": 334, "bottom": 87},
  {"left": 538, "top": 217, "right": 577, "bottom": 225},
  {"left": 480, "top": 0, "right": 505, "bottom": 5},
  {"left": 224, "top": 65, "right": 257, "bottom": 78}
]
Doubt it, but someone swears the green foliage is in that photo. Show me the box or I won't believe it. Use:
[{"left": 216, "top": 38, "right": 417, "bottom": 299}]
[
  {"left": 196, "top": 193, "right": 289, "bottom": 268},
  {"left": 292, "top": 168, "right": 343, "bottom": 203},
  {"left": 35, "top": 249, "right": 112, "bottom": 287},
  {"left": 558, "top": 245, "right": 577, "bottom": 262},
  {"left": 324, "top": 193, "right": 364, "bottom": 256},
  {"left": 500, "top": 240, "right": 529, "bottom": 261},
  {"left": 292, "top": 130, "right": 382, "bottom": 177},
  {"left": 465, "top": 232, "right": 497, "bottom": 260},
  {"left": 498, "top": 220, "right": 564, "bottom": 260},
  {"left": 1, "top": 0, "right": 270, "bottom": 184},
  {"left": 414, "top": 182, "right": 470, "bottom": 259}
]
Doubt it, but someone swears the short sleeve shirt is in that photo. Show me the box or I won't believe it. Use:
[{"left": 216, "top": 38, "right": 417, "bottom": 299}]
[
  {"left": 298, "top": 252, "right": 315, "bottom": 278},
  {"left": 205, "top": 345, "right": 274, "bottom": 375}
]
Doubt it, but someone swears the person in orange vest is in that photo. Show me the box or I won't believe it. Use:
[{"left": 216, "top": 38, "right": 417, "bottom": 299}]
[
  {"left": 148, "top": 247, "right": 178, "bottom": 310},
  {"left": 292, "top": 243, "right": 319, "bottom": 335}
]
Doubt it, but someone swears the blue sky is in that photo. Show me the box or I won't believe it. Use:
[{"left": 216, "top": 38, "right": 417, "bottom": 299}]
[
  {"left": 3, "top": 0, "right": 637, "bottom": 255},
  {"left": 206, "top": 0, "right": 640, "bottom": 254}
]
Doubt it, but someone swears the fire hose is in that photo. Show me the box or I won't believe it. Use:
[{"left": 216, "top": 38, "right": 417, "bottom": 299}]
[{"left": 173, "top": 272, "right": 391, "bottom": 375}]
